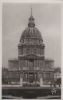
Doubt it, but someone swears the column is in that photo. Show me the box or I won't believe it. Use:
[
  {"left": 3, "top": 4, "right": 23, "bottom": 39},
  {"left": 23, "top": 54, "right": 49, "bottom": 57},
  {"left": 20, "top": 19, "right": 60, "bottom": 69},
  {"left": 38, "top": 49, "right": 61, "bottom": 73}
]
[
  {"left": 40, "top": 74, "right": 43, "bottom": 87},
  {"left": 20, "top": 73, "right": 23, "bottom": 86}
]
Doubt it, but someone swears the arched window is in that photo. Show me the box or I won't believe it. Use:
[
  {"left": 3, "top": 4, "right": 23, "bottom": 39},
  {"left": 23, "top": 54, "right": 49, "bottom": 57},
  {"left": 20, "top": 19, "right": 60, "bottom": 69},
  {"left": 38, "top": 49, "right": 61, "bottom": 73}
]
[{"left": 28, "top": 59, "right": 34, "bottom": 70}]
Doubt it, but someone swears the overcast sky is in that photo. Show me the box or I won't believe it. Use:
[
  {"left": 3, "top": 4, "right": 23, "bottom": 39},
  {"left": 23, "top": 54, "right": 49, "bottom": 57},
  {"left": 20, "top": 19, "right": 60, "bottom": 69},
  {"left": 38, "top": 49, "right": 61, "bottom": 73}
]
[{"left": 2, "top": 3, "right": 61, "bottom": 68}]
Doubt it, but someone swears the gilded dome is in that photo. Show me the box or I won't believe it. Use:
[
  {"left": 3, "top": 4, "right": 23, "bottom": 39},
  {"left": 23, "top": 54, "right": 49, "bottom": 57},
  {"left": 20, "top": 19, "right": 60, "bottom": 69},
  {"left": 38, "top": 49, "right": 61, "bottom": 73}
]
[{"left": 20, "top": 14, "right": 43, "bottom": 44}]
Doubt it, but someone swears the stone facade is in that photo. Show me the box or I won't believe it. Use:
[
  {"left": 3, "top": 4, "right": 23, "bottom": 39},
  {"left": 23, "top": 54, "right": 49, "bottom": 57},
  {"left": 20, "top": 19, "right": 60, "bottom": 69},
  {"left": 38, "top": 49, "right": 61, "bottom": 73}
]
[
  {"left": 8, "top": 12, "right": 54, "bottom": 86},
  {"left": 8, "top": 59, "right": 19, "bottom": 70}
]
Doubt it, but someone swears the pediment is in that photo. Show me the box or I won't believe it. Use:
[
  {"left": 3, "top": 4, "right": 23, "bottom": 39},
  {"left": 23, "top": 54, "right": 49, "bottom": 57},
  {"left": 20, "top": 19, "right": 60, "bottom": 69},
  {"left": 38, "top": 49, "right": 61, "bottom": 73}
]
[
  {"left": 25, "top": 54, "right": 38, "bottom": 59},
  {"left": 19, "top": 54, "right": 44, "bottom": 60}
]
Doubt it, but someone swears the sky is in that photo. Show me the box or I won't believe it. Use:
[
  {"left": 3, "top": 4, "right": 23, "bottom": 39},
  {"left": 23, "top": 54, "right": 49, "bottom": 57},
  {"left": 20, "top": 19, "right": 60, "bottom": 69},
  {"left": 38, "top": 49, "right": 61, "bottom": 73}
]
[{"left": 2, "top": 3, "right": 61, "bottom": 68}]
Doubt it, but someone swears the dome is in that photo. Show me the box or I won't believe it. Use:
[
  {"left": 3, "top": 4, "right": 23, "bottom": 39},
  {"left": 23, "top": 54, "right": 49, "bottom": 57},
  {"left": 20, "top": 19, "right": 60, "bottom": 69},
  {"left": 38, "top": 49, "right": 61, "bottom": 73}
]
[
  {"left": 21, "top": 27, "right": 42, "bottom": 39},
  {"left": 18, "top": 10, "right": 45, "bottom": 56},
  {"left": 20, "top": 13, "right": 43, "bottom": 44}
]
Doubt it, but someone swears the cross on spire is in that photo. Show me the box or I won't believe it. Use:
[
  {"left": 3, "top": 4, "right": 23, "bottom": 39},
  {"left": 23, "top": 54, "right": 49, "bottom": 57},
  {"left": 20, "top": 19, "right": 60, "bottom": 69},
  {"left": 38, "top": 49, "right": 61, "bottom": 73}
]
[{"left": 28, "top": 7, "right": 35, "bottom": 27}]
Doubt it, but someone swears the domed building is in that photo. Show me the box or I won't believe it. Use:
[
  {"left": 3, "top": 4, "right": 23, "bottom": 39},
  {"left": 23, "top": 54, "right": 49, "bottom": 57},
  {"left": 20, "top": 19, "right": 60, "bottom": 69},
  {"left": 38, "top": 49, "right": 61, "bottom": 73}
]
[{"left": 8, "top": 11, "right": 54, "bottom": 86}]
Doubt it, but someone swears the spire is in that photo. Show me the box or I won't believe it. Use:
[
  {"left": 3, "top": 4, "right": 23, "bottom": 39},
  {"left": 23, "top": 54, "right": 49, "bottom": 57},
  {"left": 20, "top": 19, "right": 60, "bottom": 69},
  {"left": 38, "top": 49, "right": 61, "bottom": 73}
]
[
  {"left": 31, "top": 7, "right": 32, "bottom": 16},
  {"left": 28, "top": 8, "right": 35, "bottom": 27}
]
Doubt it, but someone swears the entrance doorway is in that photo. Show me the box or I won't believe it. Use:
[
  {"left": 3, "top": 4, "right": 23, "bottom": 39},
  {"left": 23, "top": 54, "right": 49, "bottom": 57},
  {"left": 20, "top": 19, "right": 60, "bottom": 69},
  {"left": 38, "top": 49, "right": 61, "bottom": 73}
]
[{"left": 28, "top": 73, "right": 34, "bottom": 83}]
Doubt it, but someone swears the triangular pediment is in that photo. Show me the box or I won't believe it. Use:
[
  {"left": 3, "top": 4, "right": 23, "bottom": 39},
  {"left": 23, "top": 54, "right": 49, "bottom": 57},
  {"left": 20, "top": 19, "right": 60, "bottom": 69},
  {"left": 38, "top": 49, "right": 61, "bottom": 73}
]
[
  {"left": 25, "top": 54, "right": 38, "bottom": 59},
  {"left": 19, "top": 54, "right": 44, "bottom": 60}
]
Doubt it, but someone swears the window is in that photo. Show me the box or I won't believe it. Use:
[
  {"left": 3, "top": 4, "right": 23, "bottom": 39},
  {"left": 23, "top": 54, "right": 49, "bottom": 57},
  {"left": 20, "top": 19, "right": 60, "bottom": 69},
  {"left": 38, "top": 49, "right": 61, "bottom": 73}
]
[{"left": 28, "top": 59, "right": 34, "bottom": 70}]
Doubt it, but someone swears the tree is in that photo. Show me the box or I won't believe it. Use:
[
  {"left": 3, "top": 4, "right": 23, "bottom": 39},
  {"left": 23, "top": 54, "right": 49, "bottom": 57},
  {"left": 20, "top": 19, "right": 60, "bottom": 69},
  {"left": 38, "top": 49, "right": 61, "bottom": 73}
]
[{"left": 55, "top": 78, "right": 61, "bottom": 87}]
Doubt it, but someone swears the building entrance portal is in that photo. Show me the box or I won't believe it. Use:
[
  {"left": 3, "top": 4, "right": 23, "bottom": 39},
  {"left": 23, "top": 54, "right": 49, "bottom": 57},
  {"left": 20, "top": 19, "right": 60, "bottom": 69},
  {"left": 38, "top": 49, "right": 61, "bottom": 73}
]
[
  {"left": 28, "top": 72, "right": 39, "bottom": 86},
  {"left": 28, "top": 73, "right": 34, "bottom": 83},
  {"left": 23, "top": 72, "right": 39, "bottom": 87}
]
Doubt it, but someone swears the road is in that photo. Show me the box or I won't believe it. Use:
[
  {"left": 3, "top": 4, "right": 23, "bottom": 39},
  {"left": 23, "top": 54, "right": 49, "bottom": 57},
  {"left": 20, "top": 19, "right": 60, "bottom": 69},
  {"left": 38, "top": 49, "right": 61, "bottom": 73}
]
[{"left": 2, "top": 95, "right": 61, "bottom": 99}]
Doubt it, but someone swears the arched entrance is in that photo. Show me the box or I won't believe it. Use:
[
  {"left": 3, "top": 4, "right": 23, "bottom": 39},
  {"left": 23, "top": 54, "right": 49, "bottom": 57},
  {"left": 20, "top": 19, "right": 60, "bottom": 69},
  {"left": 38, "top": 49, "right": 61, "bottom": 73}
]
[
  {"left": 28, "top": 72, "right": 34, "bottom": 83},
  {"left": 22, "top": 72, "right": 40, "bottom": 87}
]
